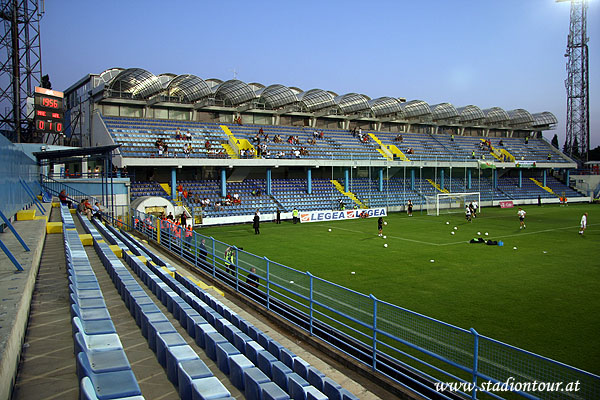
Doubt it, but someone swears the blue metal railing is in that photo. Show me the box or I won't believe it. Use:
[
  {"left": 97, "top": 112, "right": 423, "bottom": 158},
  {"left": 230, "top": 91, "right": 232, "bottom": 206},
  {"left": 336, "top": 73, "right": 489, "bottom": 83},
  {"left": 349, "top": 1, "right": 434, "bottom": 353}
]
[{"left": 123, "top": 208, "right": 599, "bottom": 400}]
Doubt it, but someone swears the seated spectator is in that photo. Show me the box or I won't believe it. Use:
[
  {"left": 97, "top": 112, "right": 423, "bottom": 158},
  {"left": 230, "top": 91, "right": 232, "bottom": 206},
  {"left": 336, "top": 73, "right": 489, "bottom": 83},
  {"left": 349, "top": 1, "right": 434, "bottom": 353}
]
[
  {"left": 184, "top": 130, "right": 192, "bottom": 140},
  {"left": 205, "top": 140, "right": 211, "bottom": 150},
  {"left": 233, "top": 192, "right": 241, "bottom": 204},
  {"left": 175, "top": 128, "right": 181, "bottom": 140},
  {"left": 498, "top": 139, "right": 504, "bottom": 146},
  {"left": 258, "top": 127, "right": 264, "bottom": 136},
  {"left": 313, "top": 130, "right": 319, "bottom": 138},
  {"left": 92, "top": 202, "right": 103, "bottom": 219},
  {"left": 394, "top": 134, "right": 403, "bottom": 142},
  {"left": 407, "top": 147, "right": 414, "bottom": 155},
  {"left": 78, "top": 198, "right": 93, "bottom": 218},
  {"left": 215, "top": 201, "right": 223, "bottom": 211},
  {"left": 59, "top": 189, "right": 72, "bottom": 208}
]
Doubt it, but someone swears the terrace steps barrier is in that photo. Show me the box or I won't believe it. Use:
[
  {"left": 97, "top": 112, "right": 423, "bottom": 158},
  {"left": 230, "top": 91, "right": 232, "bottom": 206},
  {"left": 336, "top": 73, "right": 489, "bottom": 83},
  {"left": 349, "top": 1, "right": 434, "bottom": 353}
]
[
  {"left": 367, "top": 133, "right": 393, "bottom": 160},
  {"left": 221, "top": 125, "right": 254, "bottom": 159},
  {"left": 159, "top": 183, "right": 171, "bottom": 196},
  {"left": 427, "top": 179, "right": 449, "bottom": 193},
  {"left": 330, "top": 179, "right": 366, "bottom": 209},
  {"left": 529, "top": 178, "right": 558, "bottom": 196},
  {"left": 222, "top": 143, "right": 237, "bottom": 158}
]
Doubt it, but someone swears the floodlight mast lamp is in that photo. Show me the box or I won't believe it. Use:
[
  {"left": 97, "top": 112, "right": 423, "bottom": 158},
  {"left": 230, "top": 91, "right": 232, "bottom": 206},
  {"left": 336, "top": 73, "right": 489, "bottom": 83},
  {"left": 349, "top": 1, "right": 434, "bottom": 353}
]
[{"left": 557, "top": 0, "right": 590, "bottom": 161}]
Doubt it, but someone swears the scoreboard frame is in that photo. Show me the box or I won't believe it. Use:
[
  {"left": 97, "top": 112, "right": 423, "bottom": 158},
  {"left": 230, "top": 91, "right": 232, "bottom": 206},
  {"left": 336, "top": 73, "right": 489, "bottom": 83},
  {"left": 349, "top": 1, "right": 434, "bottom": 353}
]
[{"left": 34, "top": 87, "right": 64, "bottom": 135}]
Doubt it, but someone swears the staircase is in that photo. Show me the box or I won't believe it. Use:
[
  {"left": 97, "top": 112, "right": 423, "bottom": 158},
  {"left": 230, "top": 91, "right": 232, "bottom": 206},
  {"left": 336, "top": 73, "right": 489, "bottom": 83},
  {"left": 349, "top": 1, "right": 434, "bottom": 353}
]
[
  {"left": 529, "top": 178, "right": 559, "bottom": 196},
  {"left": 159, "top": 183, "right": 171, "bottom": 196},
  {"left": 427, "top": 179, "right": 449, "bottom": 193},
  {"left": 221, "top": 143, "right": 237, "bottom": 158},
  {"left": 368, "top": 133, "right": 409, "bottom": 161},
  {"left": 330, "top": 179, "right": 367, "bottom": 208},
  {"left": 221, "top": 125, "right": 255, "bottom": 158}
]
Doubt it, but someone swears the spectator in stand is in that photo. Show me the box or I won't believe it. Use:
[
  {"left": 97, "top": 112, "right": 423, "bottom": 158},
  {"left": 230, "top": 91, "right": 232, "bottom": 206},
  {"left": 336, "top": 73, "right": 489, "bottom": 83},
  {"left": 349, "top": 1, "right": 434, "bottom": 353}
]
[
  {"left": 181, "top": 212, "right": 187, "bottom": 227},
  {"left": 175, "top": 128, "right": 181, "bottom": 140},
  {"left": 215, "top": 200, "right": 223, "bottom": 211},
  {"left": 258, "top": 127, "right": 264, "bottom": 136},
  {"left": 183, "top": 189, "right": 189, "bottom": 200},
  {"left": 313, "top": 130, "right": 319, "bottom": 139},
  {"left": 198, "top": 239, "right": 207, "bottom": 262},
  {"left": 167, "top": 212, "right": 174, "bottom": 221},
  {"left": 246, "top": 267, "right": 260, "bottom": 288},
  {"left": 78, "top": 198, "right": 93, "bottom": 218},
  {"left": 59, "top": 190, "right": 72, "bottom": 208},
  {"left": 205, "top": 140, "right": 211, "bottom": 151},
  {"left": 92, "top": 202, "right": 103, "bottom": 219},
  {"left": 184, "top": 130, "right": 192, "bottom": 140},
  {"left": 233, "top": 192, "right": 241, "bottom": 204},
  {"left": 394, "top": 134, "right": 403, "bottom": 142},
  {"left": 177, "top": 184, "right": 183, "bottom": 200}
]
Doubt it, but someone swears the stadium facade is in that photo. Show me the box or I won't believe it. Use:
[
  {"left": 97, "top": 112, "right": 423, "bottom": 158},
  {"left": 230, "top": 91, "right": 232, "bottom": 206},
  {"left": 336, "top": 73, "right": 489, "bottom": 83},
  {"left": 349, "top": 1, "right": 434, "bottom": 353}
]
[{"left": 60, "top": 67, "right": 585, "bottom": 224}]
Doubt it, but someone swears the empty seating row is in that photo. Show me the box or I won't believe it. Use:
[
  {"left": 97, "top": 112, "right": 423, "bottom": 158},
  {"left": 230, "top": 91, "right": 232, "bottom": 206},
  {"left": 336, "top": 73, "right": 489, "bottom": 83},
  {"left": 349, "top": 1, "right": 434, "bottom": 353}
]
[
  {"left": 61, "top": 206, "right": 144, "bottom": 400},
  {"left": 107, "top": 223, "right": 358, "bottom": 400},
  {"left": 82, "top": 213, "right": 235, "bottom": 400}
]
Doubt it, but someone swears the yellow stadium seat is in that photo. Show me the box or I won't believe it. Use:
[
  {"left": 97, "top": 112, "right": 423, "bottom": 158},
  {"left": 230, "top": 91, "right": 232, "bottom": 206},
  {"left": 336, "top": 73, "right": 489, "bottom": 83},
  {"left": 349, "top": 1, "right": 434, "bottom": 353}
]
[
  {"left": 17, "top": 210, "right": 36, "bottom": 220},
  {"left": 46, "top": 222, "right": 63, "bottom": 234}
]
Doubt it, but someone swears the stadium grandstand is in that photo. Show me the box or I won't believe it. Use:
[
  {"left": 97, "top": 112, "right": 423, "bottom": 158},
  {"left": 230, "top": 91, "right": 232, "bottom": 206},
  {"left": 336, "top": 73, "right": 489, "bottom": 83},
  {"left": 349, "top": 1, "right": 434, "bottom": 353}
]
[
  {"left": 60, "top": 67, "right": 586, "bottom": 225},
  {"left": 1, "top": 66, "right": 598, "bottom": 400}
]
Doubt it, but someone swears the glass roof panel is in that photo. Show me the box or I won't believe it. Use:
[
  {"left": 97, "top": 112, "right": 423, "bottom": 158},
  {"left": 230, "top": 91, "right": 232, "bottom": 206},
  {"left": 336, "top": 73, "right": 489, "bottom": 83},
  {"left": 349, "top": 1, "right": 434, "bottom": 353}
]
[
  {"left": 298, "top": 89, "right": 335, "bottom": 111},
  {"left": 214, "top": 79, "right": 256, "bottom": 106},
  {"left": 482, "top": 107, "right": 509, "bottom": 124},
  {"left": 431, "top": 103, "right": 458, "bottom": 120},
  {"left": 167, "top": 74, "right": 212, "bottom": 102},
  {"left": 532, "top": 111, "right": 558, "bottom": 127},
  {"left": 506, "top": 109, "right": 534, "bottom": 126},
  {"left": 99, "top": 68, "right": 124, "bottom": 85},
  {"left": 335, "top": 93, "right": 370, "bottom": 114},
  {"left": 258, "top": 84, "right": 298, "bottom": 109},
  {"left": 456, "top": 105, "right": 485, "bottom": 122},
  {"left": 105, "top": 68, "right": 164, "bottom": 99},
  {"left": 401, "top": 100, "right": 431, "bottom": 118},
  {"left": 368, "top": 97, "right": 403, "bottom": 117}
]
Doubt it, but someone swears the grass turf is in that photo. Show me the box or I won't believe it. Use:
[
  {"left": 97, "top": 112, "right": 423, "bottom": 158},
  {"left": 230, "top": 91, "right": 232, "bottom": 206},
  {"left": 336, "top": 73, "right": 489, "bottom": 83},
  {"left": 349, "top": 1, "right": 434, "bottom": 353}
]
[{"left": 196, "top": 203, "right": 599, "bottom": 374}]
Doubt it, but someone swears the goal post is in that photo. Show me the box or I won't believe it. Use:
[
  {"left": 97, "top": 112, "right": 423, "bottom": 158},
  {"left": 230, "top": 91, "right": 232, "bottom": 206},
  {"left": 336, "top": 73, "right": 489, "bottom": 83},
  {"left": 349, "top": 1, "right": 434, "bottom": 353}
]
[{"left": 426, "top": 192, "right": 481, "bottom": 216}]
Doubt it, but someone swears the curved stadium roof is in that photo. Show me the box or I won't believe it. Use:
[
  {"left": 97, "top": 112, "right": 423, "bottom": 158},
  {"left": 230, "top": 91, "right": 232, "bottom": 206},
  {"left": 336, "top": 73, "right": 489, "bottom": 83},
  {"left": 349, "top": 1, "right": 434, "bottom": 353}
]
[
  {"left": 214, "top": 80, "right": 256, "bottom": 106},
  {"left": 298, "top": 89, "right": 335, "bottom": 111},
  {"left": 456, "top": 105, "right": 485, "bottom": 123},
  {"left": 167, "top": 74, "right": 212, "bottom": 102},
  {"left": 106, "top": 68, "right": 163, "bottom": 99},
  {"left": 96, "top": 67, "right": 555, "bottom": 129},
  {"left": 430, "top": 103, "right": 458, "bottom": 121},
  {"left": 335, "top": 93, "right": 370, "bottom": 114},
  {"left": 507, "top": 109, "right": 534, "bottom": 126},
  {"left": 401, "top": 100, "right": 431, "bottom": 118},
  {"left": 482, "top": 107, "right": 510, "bottom": 124},
  {"left": 532, "top": 111, "right": 558, "bottom": 127},
  {"left": 258, "top": 84, "right": 298, "bottom": 109}
]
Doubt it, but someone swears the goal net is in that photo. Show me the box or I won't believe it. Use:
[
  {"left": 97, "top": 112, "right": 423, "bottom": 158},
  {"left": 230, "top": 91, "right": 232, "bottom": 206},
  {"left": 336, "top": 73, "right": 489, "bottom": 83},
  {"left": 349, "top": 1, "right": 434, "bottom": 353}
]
[{"left": 426, "top": 192, "right": 481, "bottom": 216}]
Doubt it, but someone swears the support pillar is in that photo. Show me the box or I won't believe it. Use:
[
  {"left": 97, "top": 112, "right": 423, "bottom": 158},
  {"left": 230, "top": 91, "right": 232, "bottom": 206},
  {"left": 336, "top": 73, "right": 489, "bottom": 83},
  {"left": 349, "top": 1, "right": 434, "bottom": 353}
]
[
  {"left": 518, "top": 170, "right": 522, "bottom": 188},
  {"left": 493, "top": 169, "right": 498, "bottom": 189},
  {"left": 171, "top": 167, "right": 177, "bottom": 199},
  {"left": 543, "top": 169, "right": 547, "bottom": 187},
  {"left": 467, "top": 168, "right": 472, "bottom": 190},
  {"left": 410, "top": 169, "right": 415, "bottom": 191},
  {"left": 344, "top": 168, "right": 349, "bottom": 192},
  {"left": 566, "top": 169, "right": 570, "bottom": 186},
  {"left": 307, "top": 168, "right": 312, "bottom": 194},
  {"left": 440, "top": 169, "right": 445, "bottom": 191},
  {"left": 267, "top": 168, "right": 272, "bottom": 196},
  {"left": 221, "top": 168, "right": 227, "bottom": 197},
  {"left": 378, "top": 169, "right": 383, "bottom": 192}
]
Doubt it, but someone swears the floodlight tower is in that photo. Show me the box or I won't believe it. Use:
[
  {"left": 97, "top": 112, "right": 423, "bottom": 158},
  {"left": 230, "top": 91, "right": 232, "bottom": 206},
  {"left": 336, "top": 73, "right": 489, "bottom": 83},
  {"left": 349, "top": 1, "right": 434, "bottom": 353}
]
[
  {"left": 558, "top": 0, "right": 590, "bottom": 161},
  {"left": 0, "top": 0, "right": 43, "bottom": 143}
]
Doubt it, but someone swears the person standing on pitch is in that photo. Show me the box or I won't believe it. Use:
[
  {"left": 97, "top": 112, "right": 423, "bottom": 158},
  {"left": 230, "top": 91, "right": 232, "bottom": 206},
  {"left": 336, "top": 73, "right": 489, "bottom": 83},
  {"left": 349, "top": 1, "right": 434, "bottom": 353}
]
[
  {"left": 579, "top": 212, "right": 588, "bottom": 235},
  {"left": 378, "top": 217, "right": 384, "bottom": 237},
  {"left": 292, "top": 207, "right": 299, "bottom": 224},
  {"left": 407, "top": 199, "right": 413, "bottom": 217},
  {"left": 518, "top": 207, "right": 526, "bottom": 229},
  {"left": 253, "top": 211, "right": 260, "bottom": 234}
]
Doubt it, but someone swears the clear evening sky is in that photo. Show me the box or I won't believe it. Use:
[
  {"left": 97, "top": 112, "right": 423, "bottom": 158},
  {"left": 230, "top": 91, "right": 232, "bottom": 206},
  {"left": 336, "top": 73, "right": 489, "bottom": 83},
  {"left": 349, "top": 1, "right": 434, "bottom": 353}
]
[{"left": 40, "top": 0, "right": 599, "bottom": 148}]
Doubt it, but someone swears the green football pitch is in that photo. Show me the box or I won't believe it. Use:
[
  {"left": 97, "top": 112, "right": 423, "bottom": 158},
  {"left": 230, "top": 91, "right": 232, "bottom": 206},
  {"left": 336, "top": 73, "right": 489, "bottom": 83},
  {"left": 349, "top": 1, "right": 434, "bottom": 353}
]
[{"left": 196, "top": 203, "right": 599, "bottom": 374}]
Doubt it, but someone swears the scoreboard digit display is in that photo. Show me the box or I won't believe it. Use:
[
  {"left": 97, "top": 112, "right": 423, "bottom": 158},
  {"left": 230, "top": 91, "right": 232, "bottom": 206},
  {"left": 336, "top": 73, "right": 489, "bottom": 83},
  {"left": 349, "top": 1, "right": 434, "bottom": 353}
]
[{"left": 34, "top": 87, "right": 64, "bottom": 135}]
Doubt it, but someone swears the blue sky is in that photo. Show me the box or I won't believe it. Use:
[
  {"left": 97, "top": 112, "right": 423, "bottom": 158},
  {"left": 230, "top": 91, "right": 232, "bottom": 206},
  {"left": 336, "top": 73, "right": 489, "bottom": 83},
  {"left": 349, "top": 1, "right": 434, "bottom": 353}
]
[{"left": 41, "top": 0, "right": 599, "bottom": 147}]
